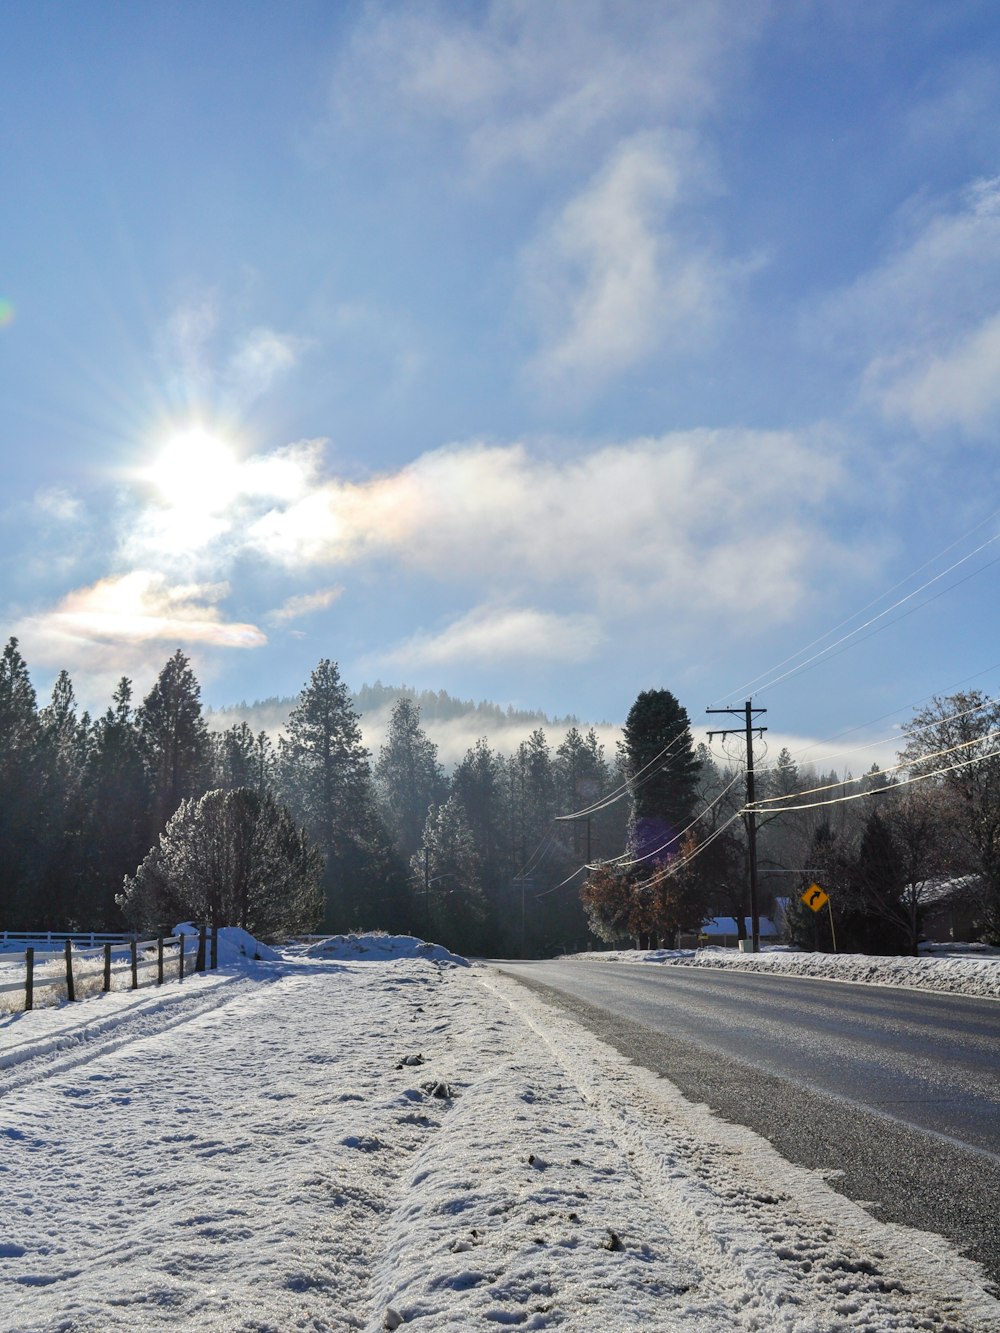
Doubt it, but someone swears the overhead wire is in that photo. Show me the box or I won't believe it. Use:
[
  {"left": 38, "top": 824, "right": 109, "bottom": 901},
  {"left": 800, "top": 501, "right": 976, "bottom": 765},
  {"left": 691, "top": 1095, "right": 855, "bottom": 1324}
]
[
  {"left": 750, "top": 722, "right": 1000, "bottom": 807},
  {"left": 756, "top": 681, "right": 1000, "bottom": 781},
  {"left": 745, "top": 738, "right": 1000, "bottom": 814},
  {"left": 596, "top": 769, "right": 744, "bottom": 871},
  {"left": 553, "top": 726, "right": 691, "bottom": 822},
  {"left": 711, "top": 509, "right": 1000, "bottom": 706}
]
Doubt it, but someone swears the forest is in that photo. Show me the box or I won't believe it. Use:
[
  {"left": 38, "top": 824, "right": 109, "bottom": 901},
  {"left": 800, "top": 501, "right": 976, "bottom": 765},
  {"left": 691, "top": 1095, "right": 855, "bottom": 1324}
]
[{"left": 1, "top": 636, "right": 998, "bottom": 957}]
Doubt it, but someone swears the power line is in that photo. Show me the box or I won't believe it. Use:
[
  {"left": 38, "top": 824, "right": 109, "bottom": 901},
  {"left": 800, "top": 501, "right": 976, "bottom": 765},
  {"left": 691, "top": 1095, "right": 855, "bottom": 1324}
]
[
  {"left": 746, "top": 739, "right": 1000, "bottom": 814},
  {"left": 711, "top": 509, "right": 1000, "bottom": 706}
]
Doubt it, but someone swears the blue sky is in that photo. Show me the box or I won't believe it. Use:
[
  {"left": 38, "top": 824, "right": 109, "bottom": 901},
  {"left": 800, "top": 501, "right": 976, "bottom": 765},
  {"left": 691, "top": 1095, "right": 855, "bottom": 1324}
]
[{"left": 4, "top": 1, "right": 1000, "bottom": 768}]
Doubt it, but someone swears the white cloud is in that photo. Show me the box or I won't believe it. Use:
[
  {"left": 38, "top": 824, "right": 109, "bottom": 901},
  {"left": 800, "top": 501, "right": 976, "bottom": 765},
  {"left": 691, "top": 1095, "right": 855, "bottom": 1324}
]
[
  {"left": 872, "top": 310, "right": 1000, "bottom": 433},
  {"left": 120, "top": 438, "right": 325, "bottom": 572},
  {"left": 19, "top": 572, "right": 265, "bottom": 657},
  {"left": 46, "top": 425, "right": 855, "bottom": 694},
  {"left": 522, "top": 134, "right": 722, "bottom": 389},
  {"left": 224, "top": 327, "right": 308, "bottom": 408},
  {"left": 33, "top": 488, "right": 82, "bottom": 522},
  {"left": 245, "top": 429, "right": 849, "bottom": 628},
  {"left": 333, "top": 1, "right": 762, "bottom": 177},
  {"left": 324, "top": 4, "right": 761, "bottom": 398},
  {"left": 267, "top": 586, "right": 344, "bottom": 625},
  {"left": 820, "top": 176, "right": 1000, "bottom": 434},
  {"left": 381, "top": 605, "right": 604, "bottom": 669},
  {"left": 160, "top": 294, "right": 305, "bottom": 415}
]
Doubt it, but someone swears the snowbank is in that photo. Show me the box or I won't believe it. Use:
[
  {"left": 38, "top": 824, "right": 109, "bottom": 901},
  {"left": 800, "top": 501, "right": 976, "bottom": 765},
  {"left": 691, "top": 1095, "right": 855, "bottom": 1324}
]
[
  {"left": 573, "top": 944, "right": 1000, "bottom": 999},
  {"left": 299, "top": 931, "right": 470, "bottom": 967},
  {"left": 172, "top": 923, "right": 281, "bottom": 964}
]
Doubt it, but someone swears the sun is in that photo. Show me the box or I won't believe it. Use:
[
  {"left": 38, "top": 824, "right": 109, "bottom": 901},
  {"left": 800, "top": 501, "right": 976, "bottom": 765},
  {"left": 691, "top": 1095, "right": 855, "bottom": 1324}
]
[{"left": 146, "top": 424, "right": 241, "bottom": 512}]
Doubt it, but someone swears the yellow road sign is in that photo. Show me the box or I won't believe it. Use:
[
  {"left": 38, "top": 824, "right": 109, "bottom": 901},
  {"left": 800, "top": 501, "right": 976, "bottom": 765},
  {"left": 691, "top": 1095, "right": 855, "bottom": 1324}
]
[{"left": 802, "top": 883, "right": 829, "bottom": 913}]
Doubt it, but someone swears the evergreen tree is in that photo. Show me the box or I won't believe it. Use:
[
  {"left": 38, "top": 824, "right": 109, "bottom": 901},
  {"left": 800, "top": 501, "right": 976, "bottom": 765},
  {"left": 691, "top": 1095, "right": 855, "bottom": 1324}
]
[
  {"left": 212, "top": 721, "right": 274, "bottom": 794},
  {"left": 279, "top": 659, "right": 405, "bottom": 929},
  {"left": 374, "top": 697, "right": 447, "bottom": 861},
  {"left": 553, "top": 726, "right": 612, "bottom": 856},
  {"left": 503, "top": 729, "right": 559, "bottom": 954},
  {"left": 413, "top": 795, "right": 486, "bottom": 954},
  {"left": 0, "top": 638, "right": 45, "bottom": 926},
  {"left": 452, "top": 738, "right": 508, "bottom": 944},
  {"left": 80, "top": 678, "right": 153, "bottom": 929},
  {"left": 37, "top": 670, "right": 89, "bottom": 926},
  {"left": 119, "top": 787, "right": 323, "bottom": 937},
  {"left": 620, "top": 689, "right": 699, "bottom": 864},
  {"left": 848, "top": 807, "right": 909, "bottom": 954},
  {"left": 138, "top": 650, "right": 212, "bottom": 836}
]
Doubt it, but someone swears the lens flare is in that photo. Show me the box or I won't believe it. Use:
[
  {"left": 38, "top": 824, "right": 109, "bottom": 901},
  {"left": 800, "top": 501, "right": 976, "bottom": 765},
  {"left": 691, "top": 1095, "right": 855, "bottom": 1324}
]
[{"left": 0, "top": 299, "right": 14, "bottom": 327}]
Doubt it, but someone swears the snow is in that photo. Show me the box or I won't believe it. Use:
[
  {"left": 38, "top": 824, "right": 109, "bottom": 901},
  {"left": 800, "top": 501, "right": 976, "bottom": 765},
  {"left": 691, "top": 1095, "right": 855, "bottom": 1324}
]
[
  {"left": 570, "top": 945, "right": 1000, "bottom": 1000},
  {"left": 1, "top": 934, "right": 997, "bottom": 1331},
  {"left": 296, "top": 932, "right": 469, "bottom": 967}
]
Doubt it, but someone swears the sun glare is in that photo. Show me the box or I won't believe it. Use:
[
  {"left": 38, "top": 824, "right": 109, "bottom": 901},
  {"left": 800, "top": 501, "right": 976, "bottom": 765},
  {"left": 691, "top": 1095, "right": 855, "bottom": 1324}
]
[{"left": 147, "top": 425, "right": 240, "bottom": 511}]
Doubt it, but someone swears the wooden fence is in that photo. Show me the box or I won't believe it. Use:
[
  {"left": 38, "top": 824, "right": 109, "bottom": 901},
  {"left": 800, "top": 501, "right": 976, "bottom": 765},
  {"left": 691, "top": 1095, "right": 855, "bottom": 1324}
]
[{"left": 0, "top": 926, "right": 219, "bottom": 1012}]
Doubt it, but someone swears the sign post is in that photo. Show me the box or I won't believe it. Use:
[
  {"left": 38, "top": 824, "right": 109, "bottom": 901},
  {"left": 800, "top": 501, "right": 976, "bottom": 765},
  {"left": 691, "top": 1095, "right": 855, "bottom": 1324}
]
[{"left": 801, "top": 882, "right": 837, "bottom": 953}]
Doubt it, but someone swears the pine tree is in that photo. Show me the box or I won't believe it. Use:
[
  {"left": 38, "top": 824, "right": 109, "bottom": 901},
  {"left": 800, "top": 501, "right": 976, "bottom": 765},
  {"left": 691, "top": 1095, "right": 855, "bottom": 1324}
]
[
  {"left": 38, "top": 670, "right": 89, "bottom": 926},
  {"left": 279, "top": 659, "right": 404, "bottom": 929},
  {"left": 374, "top": 697, "right": 447, "bottom": 861},
  {"left": 0, "top": 638, "right": 45, "bottom": 926},
  {"left": 413, "top": 795, "right": 486, "bottom": 954},
  {"left": 212, "top": 721, "right": 274, "bottom": 794},
  {"left": 452, "top": 738, "right": 508, "bottom": 944},
  {"left": 620, "top": 689, "right": 699, "bottom": 865},
  {"left": 80, "top": 678, "right": 153, "bottom": 929},
  {"left": 138, "top": 651, "right": 212, "bottom": 836},
  {"left": 119, "top": 787, "right": 323, "bottom": 937}
]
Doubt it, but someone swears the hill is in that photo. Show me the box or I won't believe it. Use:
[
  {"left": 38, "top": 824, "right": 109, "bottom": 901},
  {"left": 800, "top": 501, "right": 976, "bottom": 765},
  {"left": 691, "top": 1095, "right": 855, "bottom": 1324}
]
[{"left": 206, "top": 682, "right": 619, "bottom": 769}]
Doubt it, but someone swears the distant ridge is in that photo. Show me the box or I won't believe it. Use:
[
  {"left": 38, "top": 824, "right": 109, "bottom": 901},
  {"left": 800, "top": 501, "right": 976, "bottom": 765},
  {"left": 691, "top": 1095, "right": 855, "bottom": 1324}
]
[{"left": 206, "top": 682, "right": 603, "bottom": 757}]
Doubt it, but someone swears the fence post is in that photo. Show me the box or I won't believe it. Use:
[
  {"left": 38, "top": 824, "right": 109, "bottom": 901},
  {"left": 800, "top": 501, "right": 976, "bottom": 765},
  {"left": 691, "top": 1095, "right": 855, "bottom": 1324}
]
[
  {"left": 103, "top": 942, "right": 112, "bottom": 993},
  {"left": 130, "top": 939, "right": 138, "bottom": 990},
  {"left": 196, "top": 925, "right": 206, "bottom": 973},
  {"left": 210, "top": 925, "right": 218, "bottom": 971},
  {"left": 178, "top": 933, "right": 185, "bottom": 982},
  {"left": 157, "top": 936, "right": 164, "bottom": 985},
  {"left": 64, "top": 939, "right": 75, "bottom": 1003},
  {"left": 25, "top": 947, "right": 34, "bottom": 1012}
]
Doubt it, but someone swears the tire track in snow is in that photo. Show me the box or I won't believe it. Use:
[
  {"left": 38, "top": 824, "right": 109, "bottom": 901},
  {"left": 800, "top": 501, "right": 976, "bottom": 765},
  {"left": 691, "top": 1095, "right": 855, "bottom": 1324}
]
[{"left": 0, "top": 972, "right": 265, "bottom": 1099}]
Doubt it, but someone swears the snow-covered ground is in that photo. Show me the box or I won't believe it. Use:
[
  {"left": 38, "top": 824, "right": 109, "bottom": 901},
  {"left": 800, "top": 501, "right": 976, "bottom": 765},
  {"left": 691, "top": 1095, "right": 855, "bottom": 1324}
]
[
  {"left": 570, "top": 944, "right": 1000, "bottom": 1001},
  {"left": 1, "top": 933, "right": 998, "bottom": 1331}
]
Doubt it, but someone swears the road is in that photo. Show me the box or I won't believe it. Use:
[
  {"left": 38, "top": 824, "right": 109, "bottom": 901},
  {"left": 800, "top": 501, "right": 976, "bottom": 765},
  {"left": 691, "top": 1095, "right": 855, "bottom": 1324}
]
[{"left": 495, "top": 959, "right": 1000, "bottom": 1286}]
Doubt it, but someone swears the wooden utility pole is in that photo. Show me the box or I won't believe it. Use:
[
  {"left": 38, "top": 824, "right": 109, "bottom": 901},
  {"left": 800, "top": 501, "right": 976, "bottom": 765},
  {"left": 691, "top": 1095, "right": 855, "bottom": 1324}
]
[{"left": 706, "top": 701, "right": 767, "bottom": 952}]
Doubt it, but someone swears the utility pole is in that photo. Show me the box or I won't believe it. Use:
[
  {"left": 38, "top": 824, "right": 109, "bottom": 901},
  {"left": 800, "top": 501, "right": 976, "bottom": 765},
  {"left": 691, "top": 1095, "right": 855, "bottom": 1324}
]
[{"left": 706, "top": 700, "right": 767, "bottom": 952}]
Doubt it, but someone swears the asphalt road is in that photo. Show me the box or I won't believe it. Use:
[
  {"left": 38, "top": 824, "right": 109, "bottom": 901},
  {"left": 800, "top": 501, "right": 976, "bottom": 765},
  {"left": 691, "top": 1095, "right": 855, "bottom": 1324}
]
[{"left": 494, "top": 960, "right": 1000, "bottom": 1286}]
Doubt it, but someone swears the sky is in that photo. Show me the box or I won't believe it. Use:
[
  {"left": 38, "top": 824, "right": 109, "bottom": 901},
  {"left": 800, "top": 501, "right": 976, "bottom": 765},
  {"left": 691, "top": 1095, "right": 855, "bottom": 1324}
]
[{"left": 4, "top": 0, "right": 1000, "bottom": 771}]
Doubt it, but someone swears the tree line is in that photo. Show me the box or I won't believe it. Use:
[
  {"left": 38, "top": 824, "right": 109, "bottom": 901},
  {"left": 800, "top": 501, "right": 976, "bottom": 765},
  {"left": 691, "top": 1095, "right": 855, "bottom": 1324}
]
[
  {"left": 0, "top": 640, "right": 625, "bottom": 954},
  {"left": 581, "top": 688, "right": 1000, "bottom": 953},
  {"left": 3, "top": 636, "right": 996, "bottom": 955}
]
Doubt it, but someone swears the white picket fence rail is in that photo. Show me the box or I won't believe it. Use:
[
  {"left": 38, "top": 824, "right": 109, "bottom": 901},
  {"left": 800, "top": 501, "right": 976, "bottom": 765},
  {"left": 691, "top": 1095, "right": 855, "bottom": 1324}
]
[
  {"left": 0, "top": 928, "right": 218, "bottom": 1010},
  {"left": 0, "top": 931, "right": 131, "bottom": 948}
]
